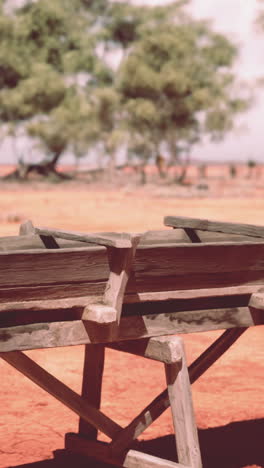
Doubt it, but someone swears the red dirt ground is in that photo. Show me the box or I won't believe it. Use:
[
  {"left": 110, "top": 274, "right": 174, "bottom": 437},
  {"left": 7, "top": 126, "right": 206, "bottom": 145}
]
[{"left": 0, "top": 179, "right": 263, "bottom": 468}]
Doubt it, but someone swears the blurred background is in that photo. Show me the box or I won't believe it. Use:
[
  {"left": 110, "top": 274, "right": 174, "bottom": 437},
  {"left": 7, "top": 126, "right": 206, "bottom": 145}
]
[{"left": 0, "top": 2, "right": 264, "bottom": 468}]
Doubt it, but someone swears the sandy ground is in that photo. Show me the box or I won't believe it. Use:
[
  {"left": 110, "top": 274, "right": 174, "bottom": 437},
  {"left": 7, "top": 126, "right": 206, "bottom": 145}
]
[{"left": 0, "top": 177, "right": 263, "bottom": 468}]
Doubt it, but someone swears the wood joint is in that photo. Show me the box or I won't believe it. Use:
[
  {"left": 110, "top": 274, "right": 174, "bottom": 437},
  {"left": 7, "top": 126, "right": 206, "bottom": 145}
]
[
  {"left": 107, "top": 336, "right": 184, "bottom": 364},
  {"left": 83, "top": 234, "right": 141, "bottom": 325}
]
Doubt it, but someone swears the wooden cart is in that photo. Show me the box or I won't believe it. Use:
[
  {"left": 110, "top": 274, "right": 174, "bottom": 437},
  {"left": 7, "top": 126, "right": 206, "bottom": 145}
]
[{"left": 1, "top": 217, "right": 264, "bottom": 467}]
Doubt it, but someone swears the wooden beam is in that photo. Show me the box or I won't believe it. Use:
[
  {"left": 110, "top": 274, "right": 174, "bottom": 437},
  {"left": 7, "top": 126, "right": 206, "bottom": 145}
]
[
  {"left": 164, "top": 216, "right": 264, "bottom": 238},
  {"left": 0, "top": 228, "right": 262, "bottom": 254},
  {"left": 0, "top": 281, "right": 106, "bottom": 305},
  {"left": 165, "top": 346, "right": 202, "bottom": 467},
  {"left": 0, "top": 295, "right": 99, "bottom": 315},
  {"left": 0, "top": 247, "right": 109, "bottom": 288},
  {"left": 104, "top": 236, "right": 140, "bottom": 323},
  {"left": 2, "top": 242, "right": 264, "bottom": 301},
  {"left": 19, "top": 220, "right": 35, "bottom": 236},
  {"left": 188, "top": 327, "right": 246, "bottom": 383},
  {"left": 123, "top": 285, "right": 261, "bottom": 304},
  {"left": 34, "top": 227, "right": 134, "bottom": 248},
  {"left": 81, "top": 304, "right": 118, "bottom": 324},
  {"left": 0, "top": 351, "right": 121, "bottom": 439},
  {"left": 78, "top": 344, "right": 105, "bottom": 440},
  {"left": 107, "top": 336, "right": 183, "bottom": 364},
  {"left": 0, "top": 306, "right": 257, "bottom": 352},
  {"left": 183, "top": 228, "right": 201, "bottom": 243},
  {"left": 0, "top": 284, "right": 259, "bottom": 319}
]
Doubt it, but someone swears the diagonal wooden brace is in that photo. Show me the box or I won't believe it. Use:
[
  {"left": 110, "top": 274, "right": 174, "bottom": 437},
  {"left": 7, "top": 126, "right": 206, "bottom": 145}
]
[
  {"left": 34, "top": 226, "right": 135, "bottom": 248},
  {"left": 0, "top": 350, "right": 122, "bottom": 440},
  {"left": 164, "top": 215, "right": 264, "bottom": 238}
]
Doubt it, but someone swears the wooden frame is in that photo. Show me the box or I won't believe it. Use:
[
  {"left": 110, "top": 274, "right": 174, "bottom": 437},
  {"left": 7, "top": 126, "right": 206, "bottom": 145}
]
[
  {"left": 1, "top": 218, "right": 264, "bottom": 467},
  {"left": 1, "top": 334, "right": 203, "bottom": 467},
  {"left": 1, "top": 329, "right": 247, "bottom": 467},
  {"left": 164, "top": 215, "right": 264, "bottom": 239}
]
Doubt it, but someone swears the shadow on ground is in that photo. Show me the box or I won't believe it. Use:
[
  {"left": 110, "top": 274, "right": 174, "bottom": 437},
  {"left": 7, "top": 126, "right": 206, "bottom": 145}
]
[{"left": 8, "top": 418, "right": 264, "bottom": 468}]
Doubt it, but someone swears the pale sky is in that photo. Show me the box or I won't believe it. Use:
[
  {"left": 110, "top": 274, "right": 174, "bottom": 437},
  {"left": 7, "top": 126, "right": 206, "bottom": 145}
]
[
  {"left": 1, "top": 0, "right": 264, "bottom": 163},
  {"left": 183, "top": 0, "right": 264, "bottom": 162}
]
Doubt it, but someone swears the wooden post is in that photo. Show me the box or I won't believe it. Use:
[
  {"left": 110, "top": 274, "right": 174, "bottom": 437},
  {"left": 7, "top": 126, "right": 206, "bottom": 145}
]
[
  {"left": 78, "top": 344, "right": 105, "bottom": 440},
  {"left": 19, "top": 219, "right": 35, "bottom": 235},
  {"left": 165, "top": 339, "right": 202, "bottom": 468}
]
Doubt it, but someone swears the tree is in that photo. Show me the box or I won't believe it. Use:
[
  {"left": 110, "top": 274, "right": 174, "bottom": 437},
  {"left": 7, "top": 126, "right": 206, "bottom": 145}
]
[
  {"left": 117, "top": 13, "right": 249, "bottom": 182},
  {"left": 0, "top": 0, "right": 249, "bottom": 182},
  {"left": 0, "top": 0, "right": 111, "bottom": 179}
]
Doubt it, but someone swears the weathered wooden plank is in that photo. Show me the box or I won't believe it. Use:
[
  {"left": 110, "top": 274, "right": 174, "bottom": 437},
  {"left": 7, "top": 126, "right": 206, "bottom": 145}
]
[
  {"left": 1, "top": 242, "right": 264, "bottom": 293},
  {"left": 34, "top": 227, "right": 134, "bottom": 248},
  {"left": 188, "top": 328, "right": 246, "bottom": 383},
  {"left": 0, "top": 284, "right": 260, "bottom": 323},
  {"left": 0, "top": 234, "right": 89, "bottom": 252},
  {"left": 0, "top": 351, "right": 121, "bottom": 439},
  {"left": 0, "top": 295, "right": 99, "bottom": 314},
  {"left": 0, "top": 247, "right": 109, "bottom": 287},
  {"left": 79, "top": 344, "right": 105, "bottom": 440},
  {"left": 124, "top": 285, "right": 262, "bottom": 303},
  {"left": 0, "top": 285, "right": 258, "bottom": 328},
  {"left": 165, "top": 343, "right": 202, "bottom": 468},
  {"left": 165, "top": 215, "right": 264, "bottom": 238},
  {"left": 0, "top": 228, "right": 262, "bottom": 254},
  {"left": 0, "top": 282, "right": 106, "bottom": 304},
  {"left": 0, "top": 306, "right": 259, "bottom": 352},
  {"left": 0, "top": 284, "right": 259, "bottom": 312}
]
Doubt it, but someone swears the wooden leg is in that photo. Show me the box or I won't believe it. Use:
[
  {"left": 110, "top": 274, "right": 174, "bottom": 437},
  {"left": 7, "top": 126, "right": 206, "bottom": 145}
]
[
  {"left": 79, "top": 344, "right": 105, "bottom": 440},
  {"left": 63, "top": 335, "right": 204, "bottom": 467},
  {"left": 165, "top": 339, "right": 202, "bottom": 468},
  {"left": 110, "top": 328, "right": 246, "bottom": 450}
]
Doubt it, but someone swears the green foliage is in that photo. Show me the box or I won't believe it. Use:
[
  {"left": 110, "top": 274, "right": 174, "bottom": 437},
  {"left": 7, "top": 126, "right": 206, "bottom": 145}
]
[
  {"left": 0, "top": 0, "right": 249, "bottom": 172},
  {"left": 118, "top": 17, "right": 247, "bottom": 160},
  {"left": 0, "top": 0, "right": 108, "bottom": 160}
]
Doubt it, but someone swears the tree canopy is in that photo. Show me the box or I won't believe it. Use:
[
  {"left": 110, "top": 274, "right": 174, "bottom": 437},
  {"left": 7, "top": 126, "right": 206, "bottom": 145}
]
[{"left": 0, "top": 0, "right": 249, "bottom": 180}]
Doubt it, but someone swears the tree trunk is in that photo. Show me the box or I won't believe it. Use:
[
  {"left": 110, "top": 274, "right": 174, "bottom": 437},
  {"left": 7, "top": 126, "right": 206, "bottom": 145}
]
[
  {"left": 3, "top": 152, "right": 71, "bottom": 181},
  {"left": 155, "top": 154, "right": 166, "bottom": 179},
  {"left": 107, "top": 149, "right": 116, "bottom": 183}
]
